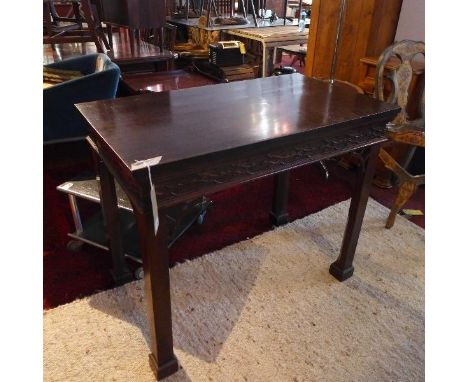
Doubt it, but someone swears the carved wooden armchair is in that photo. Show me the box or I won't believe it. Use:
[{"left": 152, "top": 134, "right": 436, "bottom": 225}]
[{"left": 374, "top": 40, "right": 425, "bottom": 228}]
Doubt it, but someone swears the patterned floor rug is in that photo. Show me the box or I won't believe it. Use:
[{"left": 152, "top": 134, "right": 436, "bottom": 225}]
[{"left": 44, "top": 198, "right": 424, "bottom": 382}]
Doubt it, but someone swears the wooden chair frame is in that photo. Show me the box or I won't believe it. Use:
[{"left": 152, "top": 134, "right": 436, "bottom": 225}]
[{"left": 374, "top": 40, "right": 425, "bottom": 228}]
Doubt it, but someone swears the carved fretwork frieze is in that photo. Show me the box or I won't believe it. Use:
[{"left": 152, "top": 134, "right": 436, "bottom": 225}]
[{"left": 155, "top": 125, "right": 386, "bottom": 205}]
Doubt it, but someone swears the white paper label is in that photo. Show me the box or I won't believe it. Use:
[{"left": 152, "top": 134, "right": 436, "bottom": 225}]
[
  {"left": 130, "top": 156, "right": 162, "bottom": 171},
  {"left": 149, "top": 182, "right": 159, "bottom": 235}
]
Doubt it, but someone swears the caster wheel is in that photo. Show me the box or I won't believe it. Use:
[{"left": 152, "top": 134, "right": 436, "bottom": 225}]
[
  {"left": 134, "top": 267, "right": 144, "bottom": 280},
  {"left": 66, "top": 240, "right": 84, "bottom": 252},
  {"left": 197, "top": 211, "right": 207, "bottom": 225}
]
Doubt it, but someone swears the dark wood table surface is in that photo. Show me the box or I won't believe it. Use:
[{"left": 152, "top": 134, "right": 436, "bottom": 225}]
[
  {"left": 77, "top": 74, "right": 399, "bottom": 380},
  {"left": 121, "top": 69, "right": 217, "bottom": 95}
]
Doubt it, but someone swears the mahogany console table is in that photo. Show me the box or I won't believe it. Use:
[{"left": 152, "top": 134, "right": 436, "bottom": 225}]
[{"left": 77, "top": 74, "right": 399, "bottom": 380}]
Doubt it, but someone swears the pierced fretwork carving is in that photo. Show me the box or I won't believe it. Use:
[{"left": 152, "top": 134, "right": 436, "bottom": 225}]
[{"left": 155, "top": 125, "right": 386, "bottom": 204}]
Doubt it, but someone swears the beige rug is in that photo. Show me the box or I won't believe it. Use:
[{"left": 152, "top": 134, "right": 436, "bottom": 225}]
[{"left": 44, "top": 199, "right": 424, "bottom": 382}]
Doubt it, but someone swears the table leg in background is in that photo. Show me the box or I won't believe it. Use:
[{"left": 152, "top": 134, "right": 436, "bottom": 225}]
[
  {"left": 270, "top": 171, "right": 290, "bottom": 226},
  {"left": 329, "top": 145, "right": 380, "bottom": 281},
  {"left": 97, "top": 159, "right": 133, "bottom": 285},
  {"left": 273, "top": 46, "right": 279, "bottom": 66}
]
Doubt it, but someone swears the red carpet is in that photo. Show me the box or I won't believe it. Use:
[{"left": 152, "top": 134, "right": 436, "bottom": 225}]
[
  {"left": 43, "top": 61, "right": 424, "bottom": 309},
  {"left": 44, "top": 142, "right": 353, "bottom": 309}
]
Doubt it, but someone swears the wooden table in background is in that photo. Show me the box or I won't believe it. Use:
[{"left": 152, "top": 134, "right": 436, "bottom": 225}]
[
  {"left": 43, "top": 0, "right": 106, "bottom": 52},
  {"left": 77, "top": 74, "right": 399, "bottom": 380},
  {"left": 225, "top": 26, "right": 309, "bottom": 77},
  {"left": 99, "top": 0, "right": 166, "bottom": 49},
  {"left": 273, "top": 43, "right": 307, "bottom": 67},
  {"left": 99, "top": 0, "right": 175, "bottom": 72},
  {"left": 120, "top": 69, "right": 216, "bottom": 94}
]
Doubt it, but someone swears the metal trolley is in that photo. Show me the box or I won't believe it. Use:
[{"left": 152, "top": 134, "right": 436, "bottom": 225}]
[{"left": 57, "top": 178, "right": 212, "bottom": 280}]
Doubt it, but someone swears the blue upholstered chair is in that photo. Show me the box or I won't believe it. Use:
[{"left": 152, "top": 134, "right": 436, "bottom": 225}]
[{"left": 43, "top": 53, "right": 120, "bottom": 144}]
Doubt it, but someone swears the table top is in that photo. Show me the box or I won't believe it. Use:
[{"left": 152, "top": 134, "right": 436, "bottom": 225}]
[
  {"left": 77, "top": 74, "right": 398, "bottom": 172},
  {"left": 167, "top": 16, "right": 304, "bottom": 31},
  {"left": 227, "top": 26, "right": 309, "bottom": 41}
]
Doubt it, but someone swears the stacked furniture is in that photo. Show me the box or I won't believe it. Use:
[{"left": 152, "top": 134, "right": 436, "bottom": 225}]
[{"left": 43, "top": 0, "right": 109, "bottom": 52}]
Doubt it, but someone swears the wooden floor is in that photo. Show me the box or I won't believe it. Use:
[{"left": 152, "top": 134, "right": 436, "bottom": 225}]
[
  {"left": 43, "top": 29, "right": 172, "bottom": 65},
  {"left": 121, "top": 69, "right": 217, "bottom": 94}
]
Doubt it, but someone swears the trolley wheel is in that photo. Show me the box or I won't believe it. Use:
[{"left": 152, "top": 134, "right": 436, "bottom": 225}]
[
  {"left": 134, "top": 267, "right": 144, "bottom": 280},
  {"left": 66, "top": 240, "right": 84, "bottom": 252},
  {"left": 197, "top": 211, "right": 207, "bottom": 225}
]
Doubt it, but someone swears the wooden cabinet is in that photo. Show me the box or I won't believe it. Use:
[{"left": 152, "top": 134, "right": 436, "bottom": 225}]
[
  {"left": 100, "top": 0, "right": 166, "bottom": 29},
  {"left": 304, "top": 0, "right": 403, "bottom": 85}
]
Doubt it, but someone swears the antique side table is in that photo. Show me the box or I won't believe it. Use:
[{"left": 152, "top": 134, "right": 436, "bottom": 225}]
[{"left": 77, "top": 74, "right": 399, "bottom": 380}]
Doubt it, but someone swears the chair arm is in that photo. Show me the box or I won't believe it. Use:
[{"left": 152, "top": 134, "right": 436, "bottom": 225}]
[
  {"left": 44, "top": 68, "right": 120, "bottom": 101},
  {"left": 44, "top": 54, "right": 100, "bottom": 75},
  {"left": 386, "top": 125, "right": 425, "bottom": 148},
  {"left": 43, "top": 68, "right": 120, "bottom": 142}
]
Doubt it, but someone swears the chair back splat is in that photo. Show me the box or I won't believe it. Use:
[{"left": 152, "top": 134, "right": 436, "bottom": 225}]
[
  {"left": 375, "top": 40, "right": 425, "bottom": 127},
  {"left": 373, "top": 40, "right": 425, "bottom": 228}
]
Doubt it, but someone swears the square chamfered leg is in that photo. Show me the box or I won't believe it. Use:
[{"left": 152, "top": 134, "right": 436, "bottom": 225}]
[
  {"left": 270, "top": 170, "right": 290, "bottom": 226},
  {"left": 329, "top": 145, "right": 380, "bottom": 281},
  {"left": 131, "top": 200, "right": 179, "bottom": 380}
]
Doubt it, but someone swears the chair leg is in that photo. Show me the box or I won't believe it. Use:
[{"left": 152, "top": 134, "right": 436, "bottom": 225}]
[
  {"left": 72, "top": 1, "right": 83, "bottom": 28},
  {"left": 129, "top": 28, "right": 135, "bottom": 55},
  {"left": 106, "top": 24, "right": 113, "bottom": 50},
  {"left": 97, "top": 27, "right": 111, "bottom": 51},
  {"left": 159, "top": 27, "right": 164, "bottom": 53},
  {"left": 290, "top": 54, "right": 299, "bottom": 66},
  {"left": 81, "top": 0, "right": 104, "bottom": 53},
  {"left": 386, "top": 181, "right": 417, "bottom": 229}
]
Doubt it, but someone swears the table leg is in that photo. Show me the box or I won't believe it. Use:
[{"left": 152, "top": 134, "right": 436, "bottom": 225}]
[
  {"left": 298, "top": 0, "right": 303, "bottom": 23},
  {"left": 191, "top": 0, "right": 198, "bottom": 16},
  {"left": 80, "top": 0, "right": 104, "bottom": 53},
  {"left": 329, "top": 145, "right": 380, "bottom": 281},
  {"left": 282, "top": 0, "right": 288, "bottom": 25},
  {"left": 199, "top": 0, "right": 204, "bottom": 15},
  {"left": 262, "top": 43, "right": 267, "bottom": 77},
  {"left": 43, "top": 3, "right": 55, "bottom": 46},
  {"left": 132, "top": 203, "right": 179, "bottom": 380},
  {"left": 270, "top": 171, "right": 290, "bottom": 226},
  {"left": 250, "top": 0, "right": 258, "bottom": 27},
  {"left": 96, "top": 159, "right": 133, "bottom": 285},
  {"left": 206, "top": 0, "right": 212, "bottom": 27}
]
